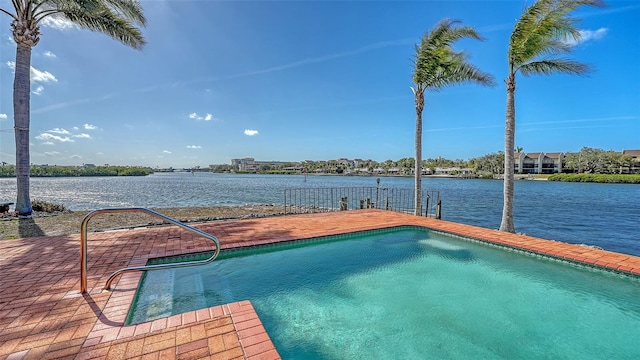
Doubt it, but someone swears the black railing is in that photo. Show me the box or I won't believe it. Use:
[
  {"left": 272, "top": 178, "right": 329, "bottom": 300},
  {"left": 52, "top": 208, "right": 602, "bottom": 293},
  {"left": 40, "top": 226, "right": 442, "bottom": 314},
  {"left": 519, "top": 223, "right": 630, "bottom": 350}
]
[{"left": 284, "top": 187, "right": 441, "bottom": 218}]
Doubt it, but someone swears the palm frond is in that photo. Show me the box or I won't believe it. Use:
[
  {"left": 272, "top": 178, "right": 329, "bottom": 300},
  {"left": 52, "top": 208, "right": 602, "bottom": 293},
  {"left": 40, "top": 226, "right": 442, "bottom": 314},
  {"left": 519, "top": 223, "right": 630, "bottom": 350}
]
[
  {"left": 446, "top": 61, "right": 496, "bottom": 87},
  {"left": 26, "top": 0, "right": 146, "bottom": 49},
  {"left": 0, "top": 7, "right": 17, "bottom": 19},
  {"left": 429, "top": 18, "right": 484, "bottom": 45},
  {"left": 413, "top": 18, "right": 494, "bottom": 90},
  {"left": 8, "top": 0, "right": 24, "bottom": 16},
  {"left": 510, "top": 0, "right": 552, "bottom": 54},
  {"left": 37, "top": 0, "right": 101, "bottom": 16},
  {"left": 519, "top": 58, "right": 591, "bottom": 76},
  {"left": 102, "top": 0, "right": 146, "bottom": 26},
  {"left": 509, "top": 0, "right": 604, "bottom": 75},
  {"left": 518, "top": 37, "right": 575, "bottom": 64},
  {"left": 541, "top": 39, "right": 573, "bottom": 54},
  {"left": 424, "top": 57, "right": 496, "bottom": 91},
  {"left": 510, "top": 0, "right": 603, "bottom": 66},
  {"left": 422, "top": 18, "right": 459, "bottom": 48},
  {"left": 511, "top": 0, "right": 563, "bottom": 64},
  {"left": 63, "top": 4, "right": 145, "bottom": 49}
]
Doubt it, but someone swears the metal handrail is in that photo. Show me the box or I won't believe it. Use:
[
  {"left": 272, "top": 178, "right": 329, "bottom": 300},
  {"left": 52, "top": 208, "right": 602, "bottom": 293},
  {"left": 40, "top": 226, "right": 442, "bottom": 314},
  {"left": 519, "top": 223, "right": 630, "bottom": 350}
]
[{"left": 80, "top": 207, "right": 221, "bottom": 293}]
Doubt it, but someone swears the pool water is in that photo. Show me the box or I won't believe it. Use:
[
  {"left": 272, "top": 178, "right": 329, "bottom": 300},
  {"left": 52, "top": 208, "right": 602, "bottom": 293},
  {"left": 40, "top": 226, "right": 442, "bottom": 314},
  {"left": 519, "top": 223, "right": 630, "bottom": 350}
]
[{"left": 128, "top": 227, "right": 640, "bottom": 359}]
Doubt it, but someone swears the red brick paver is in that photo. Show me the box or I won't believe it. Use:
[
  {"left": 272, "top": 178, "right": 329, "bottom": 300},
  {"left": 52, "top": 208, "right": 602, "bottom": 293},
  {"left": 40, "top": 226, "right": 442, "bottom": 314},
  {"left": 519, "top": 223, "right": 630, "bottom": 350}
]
[{"left": 1, "top": 210, "right": 638, "bottom": 359}]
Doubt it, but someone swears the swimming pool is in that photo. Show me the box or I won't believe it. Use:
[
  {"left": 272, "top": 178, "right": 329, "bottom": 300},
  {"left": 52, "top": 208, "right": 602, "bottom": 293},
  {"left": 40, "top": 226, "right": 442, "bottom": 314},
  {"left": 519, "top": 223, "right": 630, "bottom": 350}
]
[{"left": 128, "top": 227, "right": 640, "bottom": 359}]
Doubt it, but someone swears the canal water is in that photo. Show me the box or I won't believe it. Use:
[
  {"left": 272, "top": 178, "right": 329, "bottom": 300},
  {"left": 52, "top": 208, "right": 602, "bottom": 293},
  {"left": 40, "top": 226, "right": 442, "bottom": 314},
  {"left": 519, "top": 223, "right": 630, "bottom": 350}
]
[{"left": 1, "top": 173, "right": 638, "bottom": 256}]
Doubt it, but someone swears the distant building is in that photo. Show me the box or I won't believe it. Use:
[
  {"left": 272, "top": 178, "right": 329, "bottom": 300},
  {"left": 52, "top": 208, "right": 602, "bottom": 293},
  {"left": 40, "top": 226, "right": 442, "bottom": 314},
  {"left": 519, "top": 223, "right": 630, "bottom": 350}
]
[
  {"left": 622, "top": 149, "right": 640, "bottom": 158},
  {"left": 622, "top": 149, "right": 640, "bottom": 173},
  {"left": 336, "top": 158, "right": 353, "bottom": 167},
  {"left": 514, "top": 152, "right": 563, "bottom": 174},
  {"left": 433, "top": 167, "right": 473, "bottom": 175},
  {"left": 514, "top": 150, "right": 640, "bottom": 174},
  {"left": 231, "top": 158, "right": 295, "bottom": 172}
]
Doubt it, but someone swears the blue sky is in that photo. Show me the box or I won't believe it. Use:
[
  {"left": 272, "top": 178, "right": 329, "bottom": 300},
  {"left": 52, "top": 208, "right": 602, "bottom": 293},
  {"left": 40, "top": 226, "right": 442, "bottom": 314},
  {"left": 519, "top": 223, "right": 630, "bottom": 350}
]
[{"left": 0, "top": 0, "right": 638, "bottom": 168}]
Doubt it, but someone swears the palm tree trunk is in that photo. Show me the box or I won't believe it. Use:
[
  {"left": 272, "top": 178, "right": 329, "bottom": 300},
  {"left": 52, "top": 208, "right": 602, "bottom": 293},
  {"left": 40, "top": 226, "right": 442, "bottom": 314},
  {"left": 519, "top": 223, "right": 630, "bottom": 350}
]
[
  {"left": 414, "top": 91, "right": 424, "bottom": 216},
  {"left": 500, "top": 70, "right": 516, "bottom": 232},
  {"left": 13, "top": 42, "right": 33, "bottom": 215}
]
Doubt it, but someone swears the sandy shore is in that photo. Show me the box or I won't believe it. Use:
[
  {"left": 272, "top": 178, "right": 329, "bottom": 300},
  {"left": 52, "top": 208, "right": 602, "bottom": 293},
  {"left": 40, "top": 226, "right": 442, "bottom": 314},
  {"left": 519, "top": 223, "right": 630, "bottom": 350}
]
[{"left": 0, "top": 205, "right": 287, "bottom": 240}]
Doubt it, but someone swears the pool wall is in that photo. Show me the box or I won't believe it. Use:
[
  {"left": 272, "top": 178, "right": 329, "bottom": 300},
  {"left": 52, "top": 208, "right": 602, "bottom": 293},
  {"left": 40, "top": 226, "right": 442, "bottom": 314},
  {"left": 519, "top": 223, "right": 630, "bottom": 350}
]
[{"left": 1, "top": 209, "right": 639, "bottom": 359}]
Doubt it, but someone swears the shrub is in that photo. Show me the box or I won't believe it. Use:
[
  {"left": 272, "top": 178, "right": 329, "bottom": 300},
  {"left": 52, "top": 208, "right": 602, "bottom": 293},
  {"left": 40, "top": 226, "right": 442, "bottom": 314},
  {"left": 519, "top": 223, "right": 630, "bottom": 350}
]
[
  {"left": 548, "top": 173, "right": 640, "bottom": 184},
  {"left": 31, "top": 200, "right": 67, "bottom": 212}
]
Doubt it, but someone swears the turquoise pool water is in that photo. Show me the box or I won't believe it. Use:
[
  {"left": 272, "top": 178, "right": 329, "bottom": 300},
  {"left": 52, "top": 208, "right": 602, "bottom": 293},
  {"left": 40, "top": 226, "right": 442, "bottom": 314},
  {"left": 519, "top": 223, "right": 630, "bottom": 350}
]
[{"left": 128, "top": 227, "right": 640, "bottom": 359}]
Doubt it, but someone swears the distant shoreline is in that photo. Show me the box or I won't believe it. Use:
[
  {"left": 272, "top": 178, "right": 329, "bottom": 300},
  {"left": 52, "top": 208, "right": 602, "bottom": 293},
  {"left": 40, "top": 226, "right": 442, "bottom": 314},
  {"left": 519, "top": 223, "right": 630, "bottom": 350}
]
[{"left": 3, "top": 171, "right": 639, "bottom": 184}]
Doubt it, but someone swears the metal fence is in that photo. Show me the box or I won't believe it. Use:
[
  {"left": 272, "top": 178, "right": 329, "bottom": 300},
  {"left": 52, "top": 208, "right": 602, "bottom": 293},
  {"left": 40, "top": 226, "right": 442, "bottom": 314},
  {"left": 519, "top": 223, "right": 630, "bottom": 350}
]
[{"left": 284, "top": 187, "right": 441, "bottom": 218}]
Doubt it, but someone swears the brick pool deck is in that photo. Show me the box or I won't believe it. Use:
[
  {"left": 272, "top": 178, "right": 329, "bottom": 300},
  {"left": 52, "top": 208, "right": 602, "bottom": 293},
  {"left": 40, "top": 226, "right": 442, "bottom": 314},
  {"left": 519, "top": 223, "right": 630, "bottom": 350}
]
[{"left": 1, "top": 209, "right": 639, "bottom": 359}]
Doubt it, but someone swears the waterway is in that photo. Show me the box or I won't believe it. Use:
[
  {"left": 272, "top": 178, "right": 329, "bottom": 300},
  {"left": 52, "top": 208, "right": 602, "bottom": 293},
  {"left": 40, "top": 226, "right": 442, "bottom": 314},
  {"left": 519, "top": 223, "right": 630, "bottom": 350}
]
[{"left": 1, "top": 173, "right": 638, "bottom": 256}]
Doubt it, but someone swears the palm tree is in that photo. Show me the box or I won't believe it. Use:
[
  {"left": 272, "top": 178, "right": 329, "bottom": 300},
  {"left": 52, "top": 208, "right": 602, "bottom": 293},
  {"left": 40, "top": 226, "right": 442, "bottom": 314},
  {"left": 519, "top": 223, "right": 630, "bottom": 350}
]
[
  {"left": 1, "top": 0, "right": 146, "bottom": 215},
  {"left": 500, "top": 0, "right": 604, "bottom": 232},
  {"left": 412, "top": 19, "right": 495, "bottom": 216}
]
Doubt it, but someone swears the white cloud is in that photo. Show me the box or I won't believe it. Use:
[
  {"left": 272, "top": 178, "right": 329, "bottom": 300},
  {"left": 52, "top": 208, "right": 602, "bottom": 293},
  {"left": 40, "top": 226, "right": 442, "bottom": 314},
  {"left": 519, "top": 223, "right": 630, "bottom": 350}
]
[
  {"left": 163, "top": 150, "right": 172, "bottom": 154},
  {"left": 244, "top": 129, "right": 259, "bottom": 136},
  {"left": 186, "top": 145, "right": 202, "bottom": 149},
  {"left": 36, "top": 133, "right": 74, "bottom": 142},
  {"left": 580, "top": 28, "right": 608, "bottom": 41},
  {"left": 48, "top": 128, "right": 70, "bottom": 134},
  {"left": 189, "top": 112, "right": 214, "bottom": 121},
  {"left": 84, "top": 124, "right": 98, "bottom": 130},
  {"left": 0, "top": 113, "right": 7, "bottom": 120},
  {"left": 31, "top": 67, "right": 58, "bottom": 83},
  {"left": 73, "top": 133, "right": 91, "bottom": 139},
  {"left": 33, "top": 85, "right": 45, "bottom": 95},
  {"left": 6, "top": 35, "right": 14, "bottom": 44},
  {"left": 70, "top": 154, "right": 82, "bottom": 159},
  {"left": 7, "top": 62, "right": 57, "bottom": 83},
  {"left": 44, "top": 151, "right": 60, "bottom": 156},
  {"left": 564, "top": 28, "right": 608, "bottom": 46},
  {"left": 7, "top": 61, "right": 57, "bottom": 95},
  {"left": 43, "top": 51, "right": 57, "bottom": 58},
  {"left": 42, "top": 142, "right": 55, "bottom": 145},
  {"left": 40, "top": 15, "right": 77, "bottom": 30}
]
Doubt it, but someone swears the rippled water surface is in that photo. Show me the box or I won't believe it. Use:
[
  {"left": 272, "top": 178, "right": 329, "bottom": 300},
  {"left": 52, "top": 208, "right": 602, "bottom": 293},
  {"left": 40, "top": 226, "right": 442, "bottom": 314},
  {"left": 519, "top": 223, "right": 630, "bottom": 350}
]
[{"left": 1, "top": 173, "right": 638, "bottom": 255}]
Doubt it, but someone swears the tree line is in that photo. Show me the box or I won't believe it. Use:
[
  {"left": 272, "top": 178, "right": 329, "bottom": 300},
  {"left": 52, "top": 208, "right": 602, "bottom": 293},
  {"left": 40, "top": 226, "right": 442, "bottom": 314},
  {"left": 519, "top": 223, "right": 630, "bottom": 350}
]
[
  {"left": 0, "top": 165, "right": 152, "bottom": 177},
  {"left": 210, "top": 147, "right": 637, "bottom": 176}
]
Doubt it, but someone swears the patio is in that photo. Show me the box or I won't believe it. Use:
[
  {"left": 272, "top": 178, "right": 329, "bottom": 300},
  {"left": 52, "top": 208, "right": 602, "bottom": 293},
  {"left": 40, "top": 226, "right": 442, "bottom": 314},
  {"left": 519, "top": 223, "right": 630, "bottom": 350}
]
[{"left": 1, "top": 209, "right": 639, "bottom": 359}]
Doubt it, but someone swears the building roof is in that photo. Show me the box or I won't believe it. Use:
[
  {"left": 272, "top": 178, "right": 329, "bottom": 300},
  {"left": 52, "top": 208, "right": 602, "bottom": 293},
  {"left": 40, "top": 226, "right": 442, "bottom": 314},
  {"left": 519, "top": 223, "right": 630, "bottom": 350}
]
[{"left": 622, "top": 150, "right": 640, "bottom": 157}]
